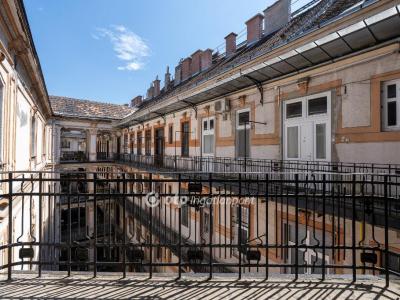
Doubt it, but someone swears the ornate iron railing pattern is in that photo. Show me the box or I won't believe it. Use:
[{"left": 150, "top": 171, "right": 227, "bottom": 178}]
[{"left": 0, "top": 171, "right": 399, "bottom": 286}]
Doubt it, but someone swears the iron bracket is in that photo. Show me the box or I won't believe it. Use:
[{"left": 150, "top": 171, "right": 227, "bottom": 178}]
[{"left": 243, "top": 74, "right": 264, "bottom": 105}]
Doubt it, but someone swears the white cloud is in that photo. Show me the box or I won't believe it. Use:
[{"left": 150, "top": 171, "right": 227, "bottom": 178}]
[{"left": 95, "top": 25, "right": 150, "bottom": 71}]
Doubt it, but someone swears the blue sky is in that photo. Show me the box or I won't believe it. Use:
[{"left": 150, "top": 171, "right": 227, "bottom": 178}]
[{"left": 24, "top": 0, "right": 309, "bottom": 105}]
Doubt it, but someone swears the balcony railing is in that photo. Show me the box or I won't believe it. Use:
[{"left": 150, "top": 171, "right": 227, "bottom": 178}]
[
  {"left": 115, "top": 153, "right": 400, "bottom": 175},
  {"left": 97, "top": 152, "right": 113, "bottom": 161},
  {"left": 60, "top": 151, "right": 88, "bottom": 163},
  {"left": 0, "top": 171, "right": 399, "bottom": 284}
]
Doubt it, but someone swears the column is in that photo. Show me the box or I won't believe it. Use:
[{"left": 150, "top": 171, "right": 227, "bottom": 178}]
[{"left": 87, "top": 128, "right": 98, "bottom": 162}]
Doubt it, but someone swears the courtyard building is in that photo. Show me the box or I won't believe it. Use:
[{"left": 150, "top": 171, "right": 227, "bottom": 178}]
[{"left": 1, "top": 0, "right": 400, "bottom": 297}]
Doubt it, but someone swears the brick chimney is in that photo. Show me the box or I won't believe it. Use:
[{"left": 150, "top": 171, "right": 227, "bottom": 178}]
[
  {"left": 131, "top": 96, "right": 143, "bottom": 108},
  {"left": 225, "top": 32, "right": 237, "bottom": 56},
  {"left": 146, "top": 84, "right": 154, "bottom": 99},
  {"left": 201, "top": 49, "right": 212, "bottom": 71},
  {"left": 164, "top": 66, "right": 171, "bottom": 90},
  {"left": 174, "top": 64, "right": 182, "bottom": 86},
  {"left": 153, "top": 76, "right": 160, "bottom": 97},
  {"left": 181, "top": 57, "right": 192, "bottom": 81},
  {"left": 190, "top": 50, "right": 202, "bottom": 76},
  {"left": 245, "top": 14, "right": 264, "bottom": 44},
  {"left": 264, "top": 0, "right": 290, "bottom": 36}
]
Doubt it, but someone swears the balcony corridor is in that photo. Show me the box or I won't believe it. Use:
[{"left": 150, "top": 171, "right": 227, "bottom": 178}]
[{"left": 0, "top": 272, "right": 399, "bottom": 299}]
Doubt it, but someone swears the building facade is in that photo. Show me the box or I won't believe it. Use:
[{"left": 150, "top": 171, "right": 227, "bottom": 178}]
[{"left": 0, "top": 0, "right": 400, "bottom": 279}]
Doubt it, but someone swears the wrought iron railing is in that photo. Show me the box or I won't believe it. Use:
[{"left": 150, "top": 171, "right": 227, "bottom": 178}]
[
  {"left": 96, "top": 152, "right": 113, "bottom": 161},
  {"left": 0, "top": 171, "right": 399, "bottom": 285},
  {"left": 60, "top": 151, "right": 88, "bottom": 162},
  {"left": 115, "top": 153, "right": 400, "bottom": 175}
]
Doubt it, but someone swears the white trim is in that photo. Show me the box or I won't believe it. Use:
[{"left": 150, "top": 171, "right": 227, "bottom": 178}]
[
  {"left": 201, "top": 116, "right": 215, "bottom": 156},
  {"left": 236, "top": 108, "right": 251, "bottom": 130},
  {"left": 283, "top": 91, "right": 331, "bottom": 162},
  {"left": 382, "top": 78, "right": 400, "bottom": 131}
]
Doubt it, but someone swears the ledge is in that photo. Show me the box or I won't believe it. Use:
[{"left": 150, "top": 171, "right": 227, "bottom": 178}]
[{"left": 0, "top": 272, "right": 399, "bottom": 299}]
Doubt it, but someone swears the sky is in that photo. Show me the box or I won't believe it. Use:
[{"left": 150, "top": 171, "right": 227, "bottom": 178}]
[{"left": 24, "top": 0, "right": 310, "bottom": 105}]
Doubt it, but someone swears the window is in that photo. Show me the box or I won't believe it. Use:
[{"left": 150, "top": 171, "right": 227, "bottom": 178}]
[
  {"left": 123, "top": 133, "right": 128, "bottom": 154},
  {"left": 130, "top": 133, "right": 135, "bottom": 153},
  {"left": 286, "top": 102, "right": 302, "bottom": 119},
  {"left": 203, "top": 211, "right": 210, "bottom": 233},
  {"left": 30, "top": 115, "right": 37, "bottom": 158},
  {"left": 42, "top": 126, "right": 46, "bottom": 157},
  {"left": 168, "top": 125, "right": 173, "bottom": 144},
  {"left": 181, "top": 204, "right": 189, "bottom": 227},
  {"left": 145, "top": 130, "right": 151, "bottom": 155},
  {"left": 236, "top": 109, "right": 250, "bottom": 158},
  {"left": 382, "top": 80, "right": 400, "bottom": 130},
  {"left": 315, "top": 123, "right": 326, "bottom": 159},
  {"left": 284, "top": 92, "right": 331, "bottom": 161},
  {"left": 308, "top": 97, "right": 327, "bottom": 115},
  {"left": 61, "top": 139, "right": 70, "bottom": 149},
  {"left": 286, "top": 126, "right": 299, "bottom": 159},
  {"left": 181, "top": 122, "right": 190, "bottom": 157},
  {"left": 137, "top": 131, "right": 142, "bottom": 155},
  {"left": 0, "top": 80, "right": 3, "bottom": 162},
  {"left": 202, "top": 117, "right": 215, "bottom": 155},
  {"left": 237, "top": 110, "right": 250, "bottom": 127}
]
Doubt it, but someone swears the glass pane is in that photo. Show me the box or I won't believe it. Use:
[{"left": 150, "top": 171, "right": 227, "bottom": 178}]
[
  {"left": 287, "top": 126, "right": 299, "bottom": 158},
  {"left": 387, "top": 84, "right": 396, "bottom": 99},
  {"left": 238, "top": 111, "right": 250, "bottom": 126},
  {"left": 308, "top": 97, "right": 327, "bottom": 115},
  {"left": 203, "top": 134, "right": 214, "bottom": 154},
  {"left": 388, "top": 101, "right": 397, "bottom": 126},
  {"left": 236, "top": 129, "right": 250, "bottom": 157},
  {"left": 203, "top": 120, "right": 207, "bottom": 130},
  {"left": 316, "top": 123, "right": 326, "bottom": 159},
  {"left": 286, "top": 102, "right": 302, "bottom": 119},
  {"left": 210, "top": 119, "right": 214, "bottom": 130}
]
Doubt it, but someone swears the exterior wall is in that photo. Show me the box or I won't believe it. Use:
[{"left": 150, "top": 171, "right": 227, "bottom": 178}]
[
  {"left": 119, "top": 45, "right": 400, "bottom": 165},
  {"left": 0, "top": 0, "right": 53, "bottom": 272}
]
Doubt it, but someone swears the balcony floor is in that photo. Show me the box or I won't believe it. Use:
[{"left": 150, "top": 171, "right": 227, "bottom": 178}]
[{"left": 0, "top": 272, "right": 399, "bottom": 299}]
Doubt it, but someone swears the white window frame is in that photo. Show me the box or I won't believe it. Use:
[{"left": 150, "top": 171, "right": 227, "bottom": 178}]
[
  {"left": 201, "top": 116, "right": 215, "bottom": 156},
  {"left": 382, "top": 79, "right": 400, "bottom": 131},
  {"left": 283, "top": 92, "right": 331, "bottom": 162},
  {"left": 236, "top": 108, "right": 251, "bottom": 130}
]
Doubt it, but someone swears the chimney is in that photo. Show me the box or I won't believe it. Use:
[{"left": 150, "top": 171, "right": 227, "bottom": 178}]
[
  {"left": 164, "top": 66, "right": 171, "bottom": 90},
  {"left": 225, "top": 32, "right": 237, "bottom": 56},
  {"left": 200, "top": 49, "right": 212, "bottom": 71},
  {"left": 264, "top": 0, "right": 291, "bottom": 36},
  {"left": 146, "top": 84, "right": 154, "bottom": 99},
  {"left": 131, "top": 95, "right": 143, "bottom": 108},
  {"left": 245, "top": 14, "right": 264, "bottom": 44},
  {"left": 174, "top": 64, "right": 182, "bottom": 86},
  {"left": 153, "top": 76, "right": 160, "bottom": 97},
  {"left": 181, "top": 57, "right": 192, "bottom": 81},
  {"left": 190, "top": 50, "right": 202, "bottom": 76}
]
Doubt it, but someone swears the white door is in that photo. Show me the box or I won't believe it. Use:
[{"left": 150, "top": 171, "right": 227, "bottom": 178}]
[
  {"left": 201, "top": 117, "right": 215, "bottom": 172},
  {"left": 284, "top": 92, "right": 331, "bottom": 162}
]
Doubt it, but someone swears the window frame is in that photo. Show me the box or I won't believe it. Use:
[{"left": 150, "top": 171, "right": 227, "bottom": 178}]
[
  {"left": 382, "top": 79, "right": 400, "bottom": 131},
  {"left": 30, "top": 114, "right": 37, "bottom": 159},
  {"left": 236, "top": 108, "right": 251, "bottom": 130},
  {"left": 202, "top": 116, "right": 215, "bottom": 156},
  {"left": 283, "top": 92, "right": 331, "bottom": 162},
  {"left": 168, "top": 124, "right": 173, "bottom": 144},
  {"left": 137, "top": 131, "right": 143, "bottom": 155},
  {"left": 144, "top": 129, "right": 152, "bottom": 156},
  {"left": 181, "top": 121, "right": 190, "bottom": 157}
]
